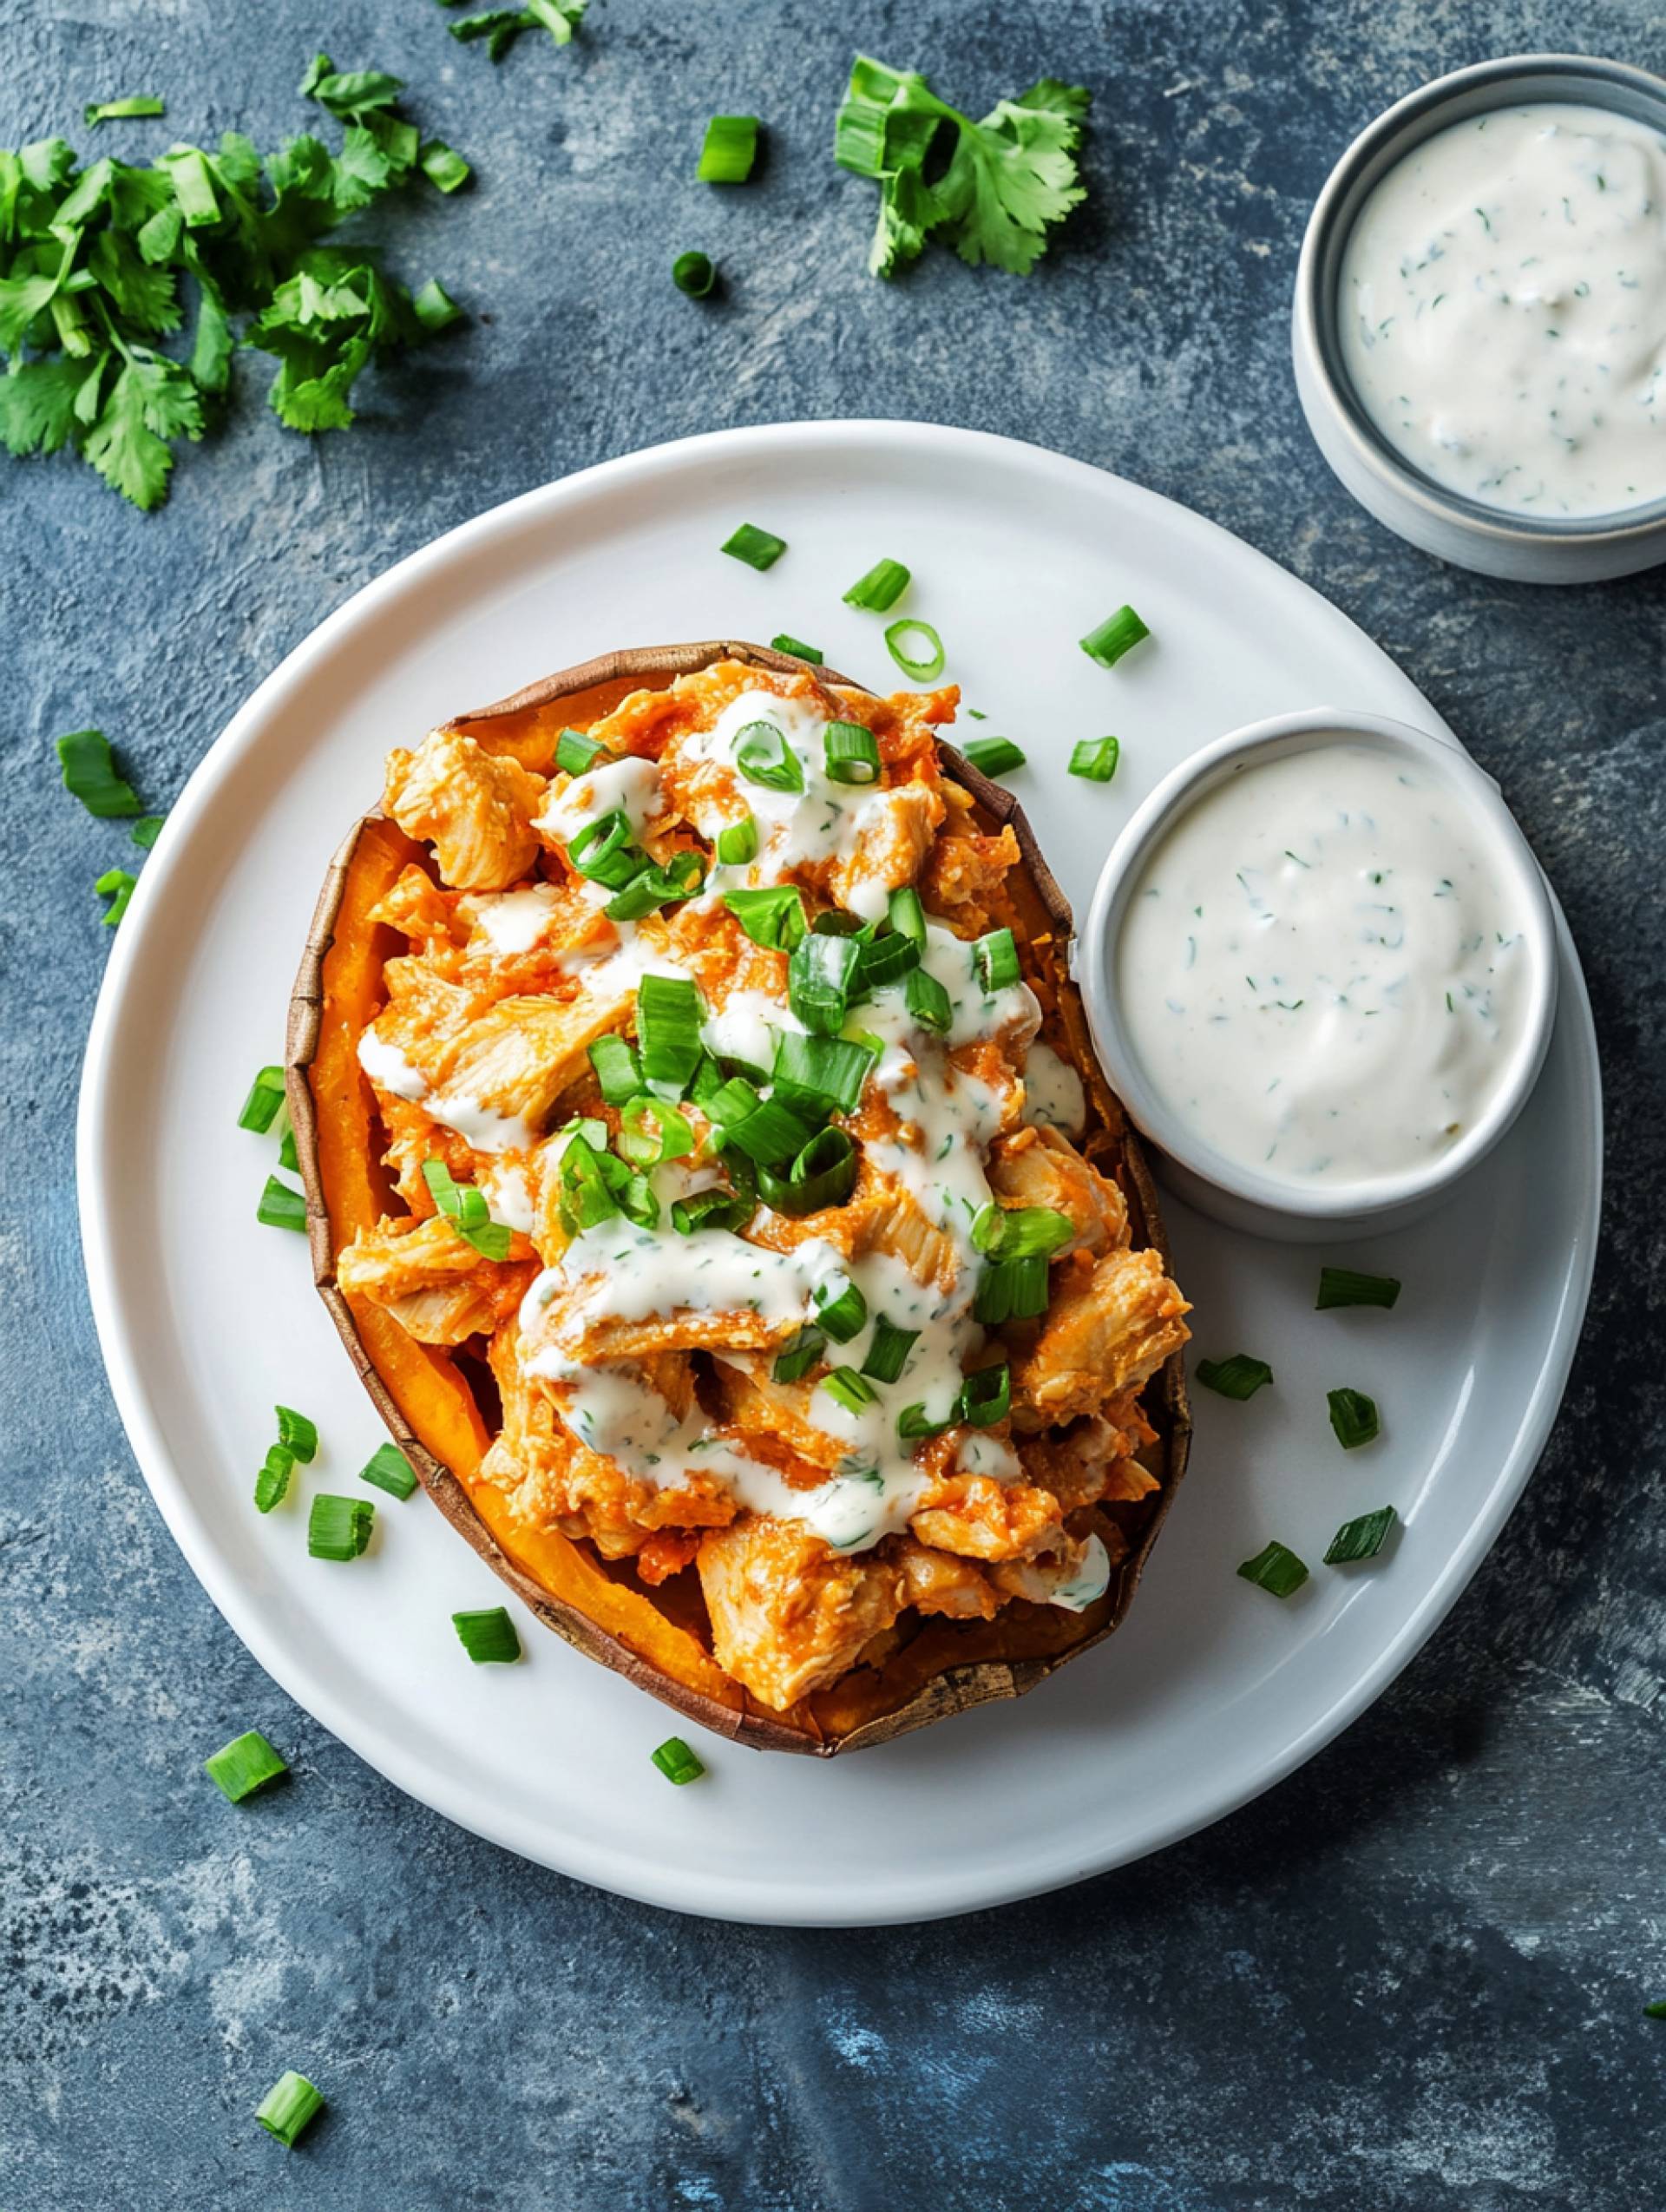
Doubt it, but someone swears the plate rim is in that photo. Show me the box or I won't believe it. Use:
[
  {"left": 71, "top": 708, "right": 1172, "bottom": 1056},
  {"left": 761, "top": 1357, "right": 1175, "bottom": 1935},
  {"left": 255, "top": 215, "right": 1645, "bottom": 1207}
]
[{"left": 75, "top": 419, "right": 1604, "bottom": 1924}]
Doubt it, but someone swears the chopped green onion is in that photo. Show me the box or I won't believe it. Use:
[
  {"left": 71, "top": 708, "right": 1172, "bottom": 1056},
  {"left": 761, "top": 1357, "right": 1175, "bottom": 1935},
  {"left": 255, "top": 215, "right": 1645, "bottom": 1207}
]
[
  {"left": 652, "top": 1736, "right": 706, "bottom": 1783},
  {"left": 452, "top": 1606, "right": 521, "bottom": 1663},
  {"left": 558, "top": 1134, "right": 620, "bottom": 1231},
  {"left": 1315, "top": 1267, "right": 1402, "bottom": 1311},
  {"left": 636, "top": 975, "right": 705, "bottom": 1095},
  {"left": 130, "top": 814, "right": 167, "bottom": 849},
  {"left": 307, "top": 1493, "right": 374, "bottom": 1560},
  {"left": 278, "top": 1127, "right": 298, "bottom": 1173},
  {"left": 823, "top": 721, "right": 881, "bottom": 785},
  {"left": 789, "top": 930, "right": 862, "bottom": 1034},
  {"left": 419, "top": 139, "right": 471, "bottom": 193},
  {"left": 673, "top": 249, "right": 717, "bottom": 297},
  {"left": 603, "top": 849, "right": 706, "bottom": 922},
  {"left": 962, "top": 737, "right": 1026, "bottom": 778},
  {"left": 618, "top": 1096, "right": 694, "bottom": 1167},
  {"left": 773, "top": 1326, "right": 826, "bottom": 1383},
  {"left": 253, "top": 1445, "right": 294, "bottom": 1514},
  {"left": 567, "top": 808, "right": 648, "bottom": 890},
  {"left": 972, "top": 1203, "right": 1073, "bottom": 1261},
  {"left": 722, "top": 883, "right": 807, "bottom": 949},
  {"left": 721, "top": 522, "right": 786, "bottom": 571},
  {"left": 257, "top": 1176, "right": 307, "bottom": 1233},
  {"left": 959, "top": 1363, "right": 1012, "bottom": 1427},
  {"left": 974, "top": 1252, "right": 1049, "bottom": 1325},
  {"left": 861, "top": 1318, "right": 917, "bottom": 1385},
  {"left": 359, "top": 1442, "right": 418, "bottom": 1500},
  {"left": 732, "top": 719, "right": 805, "bottom": 793},
  {"left": 974, "top": 927, "right": 1020, "bottom": 993},
  {"left": 822, "top": 1367, "right": 877, "bottom": 1414},
  {"left": 757, "top": 1126, "right": 858, "bottom": 1215},
  {"left": 853, "top": 931, "right": 919, "bottom": 993},
  {"left": 423, "top": 1157, "right": 513, "bottom": 1260},
  {"left": 275, "top": 1406, "right": 318, "bottom": 1463},
  {"left": 255, "top": 2071, "right": 324, "bottom": 2148},
  {"left": 813, "top": 1275, "right": 869, "bottom": 1342},
  {"left": 1237, "top": 1541, "right": 1309, "bottom": 1598},
  {"left": 1196, "top": 1354, "right": 1274, "bottom": 1400},
  {"left": 843, "top": 557, "right": 910, "bottom": 612},
  {"left": 812, "top": 910, "right": 871, "bottom": 937},
  {"left": 1328, "top": 1388, "right": 1381, "bottom": 1451},
  {"left": 95, "top": 868, "right": 137, "bottom": 928},
  {"left": 1324, "top": 1506, "right": 1398, "bottom": 1565},
  {"left": 84, "top": 95, "right": 167, "bottom": 126},
  {"left": 771, "top": 1029, "right": 877, "bottom": 1116},
  {"left": 671, "top": 1189, "right": 754, "bottom": 1234},
  {"left": 888, "top": 886, "right": 927, "bottom": 949},
  {"left": 1080, "top": 605, "right": 1151, "bottom": 669},
  {"left": 897, "top": 1401, "right": 951, "bottom": 1441},
  {"left": 708, "top": 1080, "right": 819, "bottom": 1166},
  {"left": 239, "top": 1066, "right": 286, "bottom": 1132},
  {"left": 716, "top": 815, "right": 759, "bottom": 866},
  {"left": 1068, "top": 736, "right": 1120, "bottom": 783},
  {"left": 883, "top": 617, "right": 945, "bottom": 681},
  {"left": 905, "top": 963, "right": 952, "bottom": 1034},
  {"left": 204, "top": 1729, "right": 287, "bottom": 1802},
  {"left": 699, "top": 114, "right": 759, "bottom": 183},
  {"left": 587, "top": 1034, "right": 641, "bottom": 1106},
  {"left": 58, "top": 730, "right": 141, "bottom": 817},
  {"left": 555, "top": 727, "right": 614, "bottom": 776},
  {"left": 164, "top": 146, "right": 220, "bottom": 226},
  {"left": 771, "top": 633, "right": 822, "bottom": 663}
]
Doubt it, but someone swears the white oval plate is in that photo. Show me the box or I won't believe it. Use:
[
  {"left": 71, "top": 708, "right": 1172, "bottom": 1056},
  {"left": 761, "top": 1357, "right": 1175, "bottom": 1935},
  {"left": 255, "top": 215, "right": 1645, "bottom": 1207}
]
[{"left": 78, "top": 423, "right": 1601, "bottom": 1926}]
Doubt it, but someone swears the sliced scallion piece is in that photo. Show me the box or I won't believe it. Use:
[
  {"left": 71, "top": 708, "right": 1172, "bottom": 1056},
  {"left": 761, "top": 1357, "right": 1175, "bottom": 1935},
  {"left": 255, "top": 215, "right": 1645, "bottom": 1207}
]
[
  {"left": 974, "top": 1252, "right": 1049, "bottom": 1325},
  {"left": 821, "top": 1366, "right": 877, "bottom": 1414},
  {"left": 1236, "top": 1541, "right": 1309, "bottom": 1598},
  {"left": 603, "top": 849, "right": 705, "bottom": 922},
  {"left": 452, "top": 1605, "right": 521, "bottom": 1663},
  {"left": 57, "top": 728, "right": 140, "bottom": 817},
  {"left": 1315, "top": 1267, "right": 1402, "bottom": 1310},
  {"left": 852, "top": 930, "right": 918, "bottom": 993},
  {"left": 861, "top": 1317, "right": 917, "bottom": 1385},
  {"left": 732, "top": 719, "right": 804, "bottom": 793},
  {"left": 789, "top": 929, "right": 862, "bottom": 1034},
  {"left": 239, "top": 1066, "right": 286, "bottom": 1132},
  {"left": 971, "top": 1203, "right": 1073, "bottom": 1261},
  {"left": 567, "top": 808, "right": 648, "bottom": 890},
  {"left": 671, "top": 1189, "right": 754, "bottom": 1234},
  {"left": 905, "top": 963, "right": 952, "bottom": 1034},
  {"left": 84, "top": 95, "right": 167, "bottom": 125},
  {"left": 699, "top": 114, "right": 758, "bottom": 183},
  {"left": 617, "top": 1095, "right": 695, "bottom": 1168},
  {"left": 756, "top": 1125, "right": 858, "bottom": 1214},
  {"left": 773, "top": 1325, "right": 826, "bottom": 1384},
  {"left": 720, "top": 522, "right": 785, "bottom": 570},
  {"left": 96, "top": 867, "right": 137, "bottom": 927},
  {"left": 962, "top": 737, "right": 1025, "bottom": 778},
  {"left": 359, "top": 1442, "right": 418, "bottom": 1500},
  {"left": 253, "top": 1445, "right": 295, "bottom": 1514},
  {"left": 771, "top": 1029, "right": 877, "bottom": 1117},
  {"left": 130, "top": 814, "right": 167, "bottom": 850},
  {"left": 412, "top": 279, "right": 465, "bottom": 334},
  {"left": 278, "top": 1127, "right": 298, "bottom": 1173},
  {"left": 888, "top": 886, "right": 927, "bottom": 949},
  {"left": 716, "top": 815, "right": 759, "bottom": 867},
  {"left": 419, "top": 139, "right": 471, "bottom": 193},
  {"left": 723, "top": 884, "right": 807, "bottom": 949},
  {"left": 959, "top": 1363, "right": 1012, "bottom": 1427},
  {"left": 771, "top": 633, "right": 822, "bottom": 663},
  {"left": 707, "top": 1080, "right": 820, "bottom": 1167},
  {"left": 423, "top": 1158, "right": 513, "bottom": 1261},
  {"left": 636, "top": 974, "right": 705, "bottom": 1095},
  {"left": 974, "top": 927, "right": 1020, "bottom": 993},
  {"left": 1079, "top": 605, "right": 1151, "bottom": 669},
  {"left": 555, "top": 727, "right": 614, "bottom": 776},
  {"left": 255, "top": 2070, "right": 324, "bottom": 2148},
  {"left": 652, "top": 1736, "right": 706, "bottom": 1783},
  {"left": 204, "top": 1729, "right": 287, "bottom": 1802},
  {"left": 1069, "top": 735, "right": 1120, "bottom": 783},
  {"left": 587, "top": 1034, "right": 641, "bottom": 1106},
  {"left": 1324, "top": 1506, "right": 1398, "bottom": 1565},
  {"left": 1195, "top": 1354, "right": 1273, "bottom": 1400},
  {"left": 257, "top": 1175, "right": 307, "bottom": 1233},
  {"left": 275, "top": 1406, "right": 318, "bottom": 1463},
  {"left": 823, "top": 721, "right": 881, "bottom": 785},
  {"left": 843, "top": 557, "right": 910, "bottom": 612},
  {"left": 559, "top": 1133, "right": 621, "bottom": 1230},
  {"left": 1328, "top": 1387, "right": 1381, "bottom": 1451},
  {"left": 897, "top": 1401, "right": 952, "bottom": 1441},
  {"left": 812, "top": 1274, "right": 868, "bottom": 1342},
  {"left": 672, "top": 249, "right": 716, "bottom": 298},
  {"left": 883, "top": 617, "right": 945, "bottom": 681},
  {"left": 307, "top": 1493, "right": 374, "bottom": 1560}
]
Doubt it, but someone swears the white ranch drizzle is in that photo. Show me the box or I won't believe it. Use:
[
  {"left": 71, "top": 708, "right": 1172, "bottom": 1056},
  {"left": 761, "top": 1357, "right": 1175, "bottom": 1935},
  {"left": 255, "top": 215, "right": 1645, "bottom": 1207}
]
[
  {"left": 1020, "top": 1040, "right": 1087, "bottom": 1137},
  {"left": 465, "top": 883, "right": 562, "bottom": 955}
]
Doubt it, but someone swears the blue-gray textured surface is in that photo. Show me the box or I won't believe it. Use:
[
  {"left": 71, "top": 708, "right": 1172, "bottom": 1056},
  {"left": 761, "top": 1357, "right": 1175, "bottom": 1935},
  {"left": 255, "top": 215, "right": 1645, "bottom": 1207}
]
[{"left": 5, "top": 1, "right": 1663, "bottom": 2205}]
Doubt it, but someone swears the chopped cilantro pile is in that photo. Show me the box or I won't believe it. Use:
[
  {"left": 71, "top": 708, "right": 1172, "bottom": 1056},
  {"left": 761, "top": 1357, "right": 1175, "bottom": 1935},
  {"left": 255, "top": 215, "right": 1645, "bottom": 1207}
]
[
  {"left": 0, "top": 57, "right": 469, "bottom": 509},
  {"left": 445, "top": 0, "right": 588, "bottom": 65},
  {"left": 835, "top": 56, "right": 1090, "bottom": 278}
]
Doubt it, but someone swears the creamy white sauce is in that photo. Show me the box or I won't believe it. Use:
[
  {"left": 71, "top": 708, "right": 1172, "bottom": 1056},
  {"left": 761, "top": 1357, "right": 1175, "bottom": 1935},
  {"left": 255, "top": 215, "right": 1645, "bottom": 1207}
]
[
  {"left": 423, "top": 1089, "right": 537, "bottom": 1157},
  {"left": 1340, "top": 102, "right": 1666, "bottom": 516},
  {"left": 357, "top": 1028, "right": 429, "bottom": 1102},
  {"left": 482, "top": 1159, "right": 536, "bottom": 1233},
  {"left": 1020, "top": 1040, "right": 1087, "bottom": 1136},
  {"left": 1047, "top": 1533, "right": 1112, "bottom": 1612},
  {"left": 466, "top": 883, "right": 562, "bottom": 955},
  {"left": 536, "top": 754, "right": 664, "bottom": 845},
  {"left": 1116, "top": 742, "right": 1532, "bottom": 1187}
]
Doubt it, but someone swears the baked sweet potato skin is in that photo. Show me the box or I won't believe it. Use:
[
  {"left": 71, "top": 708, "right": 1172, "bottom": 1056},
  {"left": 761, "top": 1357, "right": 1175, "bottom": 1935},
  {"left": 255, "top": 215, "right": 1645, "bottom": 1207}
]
[{"left": 286, "top": 641, "right": 1191, "bottom": 1755}]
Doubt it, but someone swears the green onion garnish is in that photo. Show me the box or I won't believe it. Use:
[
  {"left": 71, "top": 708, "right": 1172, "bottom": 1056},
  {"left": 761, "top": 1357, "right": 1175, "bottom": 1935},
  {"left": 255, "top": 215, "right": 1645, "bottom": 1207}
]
[
  {"left": 889, "top": 886, "right": 927, "bottom": 948},
  {"left": 559, "top": 1134, "right": 623, "bottom": 1231},
  {"left": 699, "top": 114, "right": 759, "bottom": 183},
  {"left": 555, "top": 727, "right": 613, "bottom": 776},
  {"left": 860, "top": 1317, "right": 918, "bottom": 1384},
  {"left": 1328, "top": 1388, "right": 1381, "bottom": 1451},
  {"left": 959, "top": 1362, "right": 1012, "bottom": 1427},
  {"left": 359, "top": 1442, "right": 418, "bottom": 1500},
  {"left": 652, "top": 1736, "right": 706, "bottom": 1783},
  {"left": 823, "top": 721, "right": 881, "bottom": 785},
  {"left": 636, "top": 974, "right": 705, "bottom": 1095},
  {"left": 423, "top": 1157, "right": 513, "bottom": 1261},
  {"left": 771, "top": 1029, "right": 877, "bottom": 1116},
  {"left": 897, "top": 1401, "right": 951, "bottom": 1441},
  {"left": 974, "top": 927, "right": 1020, "bottom": 993},
  {"left": 905, "top": 963, "right": 952, "bottom": 1034},
  {"left": 732, "top": 719, "right": 805, "bottom": 793},
  {"left": 773, "top": 1326, "right": 826, "bottom": 1384},
  {"left": 853, "top": 931, "right": 919, "bottom": 993},
  {"left": 972, "top": 1203, "right": 1073, "bottom": 1261},
  {"left": 771, "top": 633, "right": 823, "bottom": 663},
  {"left": 721, "top": 522, "right": 786, "bottom": 571},
  {"left": 275, "top": 1406, "right": 318, "bottom": 1462},
  {"left": 57, "top": 728, "right": 140, "bottom": 817},
  {"left": 822, "top": 1367, "right": 877, "bottom": 1414},
  {"left": 278, "top": 1127, "right": 298, "bottom": 1172},
  {"left": 974, "top": 1252, "right": 1049, "bottom": 1325},
  {"left": 789, "top": 929, "right": 862, "bottom": 1034},
  {"left": 1068, "top": 736, "right": 1120, "bottom": 783},
  {"left": 412, "top": 279, "right": 465, "bottom": 334},
  {"left": 716, "top": 815, "right": 759, "bottom": 867},
  {"left": 723, "top": 883, "right": 807, "bottom": 949},
  {"left": 567, "top": 808, "right": 648, "bottom": 890},
  {"left": 812, "top": 1275, "right": 869, "bottom": 1342},
  {"left": 308, "top": 1493, "right": 373, "bottom": 1560},
  {"left": 707, "top": 1080, "right": 819, "bottom": 1166},
  {"left": 84, "top": 95, "right": 167, "bottom": 126},
  {"left": 254, "top": 1444, "right": 294, "bottom": 1514},
  {"left": 452, "top": 1605, "right": 521, "bottom": 1663},
  {"left": 672, "top": 249, "right": 717, "bottom": 297},
  {"left": 419, "top": 139, "right": 472, "bottom": 193},
  {"left": 962, "top": 737, "right": 1026, "bottom": 778},
  {"left": 1236, "top": 1541, "right": 1309, "bottom": 1598},
  {"left": 671, "top": 1189, "right": 754, "bottom": 1234},
  {"left": 239, "top": 1066, "right": 287, "bottom": 1132},
  {"left": 130, "top": 814, "right": 167, "bottom": 850},
  {"left": 96, "top": 867, "right": 137, "bottom": 927},
  {"left": 883, "top": 617, "right": 945, "bottom": 681},
  {"left": 255, "top": 2071, "right": 324, "bottom": 2148},
  {"left": 603, "top": 849, "right": 706, "bottom": 922},
  {"left": 204, "top": 1729, "right": 287, "bottom": 1802},
  {"left": 1195, "top": 1354, "right": 1274, "bottom": 1400},
  {"left": 1324, "top": 1506, "right": 1398, "bottom": 1565},
  {"left": 843, "top": 557, "right": 910, "bottom": 612},
  {"left": 587, "top": 1034, "right": 641, "bottom": 1106},
  {"left": 1315, "top": 1267, "right": 1402, "bottom": 1310},
  {"left": 257, "top": 1176, "right": 307, "bottom": 1233},
  {"left": 1079, "top": 605, "right": 1151, "bottom": 669},
  {"left": 618, "top": 1096, "right": 694, "bottom": 1168},
  {"left": 757, "top": 1125, "right": 859, "bottom": 1214}
]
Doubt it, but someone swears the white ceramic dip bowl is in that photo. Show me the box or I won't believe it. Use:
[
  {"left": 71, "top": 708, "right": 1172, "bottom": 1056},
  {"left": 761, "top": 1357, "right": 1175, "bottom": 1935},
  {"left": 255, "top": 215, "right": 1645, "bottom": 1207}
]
[{"left": 1077, "top": 709, "right": 1559, "bottom": 1242}]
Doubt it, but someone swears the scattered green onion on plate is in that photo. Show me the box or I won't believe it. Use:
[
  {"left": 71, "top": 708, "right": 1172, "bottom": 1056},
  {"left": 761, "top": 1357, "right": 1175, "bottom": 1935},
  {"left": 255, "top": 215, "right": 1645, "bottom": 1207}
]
[
  {"left": 883, "top": 617, "right": 944, "bottom": 680},
  {"left": 1195, "top": 1354, "right": 1273, "bottom": 1400},
  {"left": 1236, "top": 1540, "right": 1309, "bottom": 1598},
  {"left": 453, "top": 1606, "right": 522, "bottom": 1664},
  {"left": 1327, "top": 1387, "right": 1381, "bottom": 1450},
  {"left": 1315, "top": 1266, "right": 1402, "bottom": 1310},
  {"left": 962, "top": 736, "right": 1025, "bottom": 778},
  {"left": 308, "top": 1494, "right": 374, "bottom": 1560},
  {"left": 843, "top": 557, "right": 910, "bottom": 611},
  {"left": 255, "top": 2070, "right": 325, "bottom": 2148},
  {"left": 1324, "top": 1506, "right": 1398, "bottom": 1564},
  {"left": 1079, "top": 604, "right": 1151, "bottom": 669},
  {"left": 257, "top": 1175, "right": 307, "bottom": 1232},
  {"left": 359, "top": 1442, "right": 418, "bottom": 1500},
  {"left": 720, "top": 522, "right": 785, "bottom": 570},
  {"left": 204, "top": 1729, "right": 288, "bottom": 1802},
  {"left": 699, "top": 114, "right": 758, "bottom": 183},
  {"left": 1068, "top": 736, "right": 1120, "bottom": 783},
  {"left": 672, "top": 249, "right": 717, "bottom": 298},
  {"left": 771, "top": 632, "right": 822, "bottom": 663}
]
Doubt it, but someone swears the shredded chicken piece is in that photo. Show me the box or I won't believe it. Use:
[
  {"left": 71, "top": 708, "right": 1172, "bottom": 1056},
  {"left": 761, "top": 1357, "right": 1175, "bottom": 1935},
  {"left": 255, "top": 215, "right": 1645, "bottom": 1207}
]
[
  {"left": 919, "top": 817, "right": 1021, "bottom": 934},
  {"left": 988, "top": 1126, "right": 1130, "bottom": 1257},
  {"left": 371, "top": 863, "right": 465, "bottom": 950},
  {"left": 1010, "top": 1247, "right": 1190, "bottom": 1429},
  {"left": 988, "top": 1524, "right": 1123, "bottom": 1608},
  {"left": 829, "top": 780, "right": 944, "bottom": 913},
  {"left": 384, "top": 727, "right": 548, "bottom": 890},
  {"left": 894, "top": 1538, "right": 1002, "bottom": 1621},
  {"left": 698, "top": 1514, "right": 905, "bottom": 1709},
  {"left": 909, "top": 1470, "right": 1066, "bottom": 1562},
  {"left": 338, "top": 1216, "right": 534, "bottom": 1344},
  {"left": 1017, "top": 1414, "right": 1160, "bottom": 1512}
]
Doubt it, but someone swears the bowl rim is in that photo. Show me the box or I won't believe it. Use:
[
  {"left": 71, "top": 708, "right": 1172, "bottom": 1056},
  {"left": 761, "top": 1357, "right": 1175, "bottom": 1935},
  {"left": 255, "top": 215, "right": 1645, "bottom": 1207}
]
[
  {"left": 1078, "top": 707, "right": 1562, "bottom": 1225},
  {"left": 1294, "top": 50, "right": 1666, "bottom": 549}
]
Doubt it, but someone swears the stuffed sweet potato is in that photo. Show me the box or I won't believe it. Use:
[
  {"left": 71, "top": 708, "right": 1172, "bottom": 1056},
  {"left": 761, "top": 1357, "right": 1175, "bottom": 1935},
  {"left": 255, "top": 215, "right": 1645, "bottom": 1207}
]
[{"left": 286, "top": 640, "right": 1190, "bottom": 1754}]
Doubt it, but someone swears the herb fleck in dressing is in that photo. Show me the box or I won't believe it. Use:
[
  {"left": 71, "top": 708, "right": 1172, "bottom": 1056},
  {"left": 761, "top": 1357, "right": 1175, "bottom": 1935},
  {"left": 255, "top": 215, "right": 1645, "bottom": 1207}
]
[
  {"left": 1340, "top": 103, "right": 1666, "bottom": 517},
  {"left": 1116, "top": 744, "right": 1532, "bottom": 1187}
]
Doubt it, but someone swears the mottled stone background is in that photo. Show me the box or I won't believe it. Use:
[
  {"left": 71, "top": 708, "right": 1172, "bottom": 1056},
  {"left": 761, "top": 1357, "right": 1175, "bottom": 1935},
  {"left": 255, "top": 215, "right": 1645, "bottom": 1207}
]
[{"left": 5, "top": 1, "right": 1663, "bottom": 2205}]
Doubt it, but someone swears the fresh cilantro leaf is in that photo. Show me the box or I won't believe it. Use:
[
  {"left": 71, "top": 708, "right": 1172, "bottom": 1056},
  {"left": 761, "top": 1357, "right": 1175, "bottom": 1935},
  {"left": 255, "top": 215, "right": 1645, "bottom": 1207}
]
[
  {"left": 0, "top": 354, "right": 87, "bottom": 454},
  {"left": 301, "top": 63, "right": 409, "bottom": 119},
  {"left": 88, "top": 229, "right": 182, "bottom": 332},
  {"left": 449, "top": 0, "right": 587, "bottom": 62},
  {"left": 82, "top": 355, "right": 202, "bottom": 507}
]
